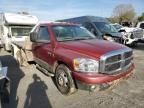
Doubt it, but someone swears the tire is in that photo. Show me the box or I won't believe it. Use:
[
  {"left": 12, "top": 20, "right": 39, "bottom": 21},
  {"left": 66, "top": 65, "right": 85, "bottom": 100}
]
[
  {"left": 3, "top": 44, "right": 6, "bottom": 51},
  {"left": 11, "top": 46, "right": 14, "bottom": 56},
  {"left": 129, "top": 42, "right": 137, "bottom": 48},
  {"left": 55, "top": 64, "right": 76, "bottom": 95},
  {"left": 16, "top": 50, "right": 23, "bottom": 66}
]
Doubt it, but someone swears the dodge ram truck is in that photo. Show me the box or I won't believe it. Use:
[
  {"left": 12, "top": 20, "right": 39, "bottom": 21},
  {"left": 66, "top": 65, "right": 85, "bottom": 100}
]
[{"left": 30, "top": 22, "right": 134, "bottom": 95}]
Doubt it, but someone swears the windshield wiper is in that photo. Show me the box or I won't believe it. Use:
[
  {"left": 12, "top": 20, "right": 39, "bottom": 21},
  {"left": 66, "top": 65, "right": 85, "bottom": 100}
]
[
  {"left": 74, "top": 37, "right": 95, "bottom": 40},
  {"left": 58, "top": 37, "right": 75, "bottom": 42}
]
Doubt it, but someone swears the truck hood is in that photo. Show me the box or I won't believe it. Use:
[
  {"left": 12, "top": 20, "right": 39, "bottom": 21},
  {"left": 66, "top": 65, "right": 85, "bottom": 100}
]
[
  {"left": 59, "top": 39, "right": 128, "bottom": 59},
  {"left": 121, "top": 27, "right": 142, "bottom": 33}
]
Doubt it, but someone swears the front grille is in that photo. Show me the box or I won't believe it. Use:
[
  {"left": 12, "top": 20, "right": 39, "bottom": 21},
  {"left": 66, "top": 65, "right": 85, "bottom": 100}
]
[
  {"left": 133, "top": 30, "right": 143, "bottom": 38},
  {"left": 124, "top": 51, "right": 132, "bottom": 58},
  {"left": 105, "top": 54, "right": 121, "bottom": 63},
  {"left": 100, "top": 49, "right": 133, "bottom": 74},
  {"left": 105, "top": 62, "right": 121, "bottom": 71},
  {"left": 124, "top": 58, "right": 132, "bottom": 66}
]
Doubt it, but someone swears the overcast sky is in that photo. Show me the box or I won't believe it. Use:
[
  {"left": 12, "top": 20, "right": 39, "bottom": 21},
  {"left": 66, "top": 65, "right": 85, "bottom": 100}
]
[{"left": 0, "top": 0, "right": 144, "bottom": 21}]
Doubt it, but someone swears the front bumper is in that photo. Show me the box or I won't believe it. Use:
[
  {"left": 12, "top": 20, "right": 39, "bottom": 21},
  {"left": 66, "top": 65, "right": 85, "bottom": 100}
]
[
  {"left": 72, "top": 64, "right": 134, "bottom": 91},
  {"left": 125, "top": 37, "right": 144, "bottom": 45}
]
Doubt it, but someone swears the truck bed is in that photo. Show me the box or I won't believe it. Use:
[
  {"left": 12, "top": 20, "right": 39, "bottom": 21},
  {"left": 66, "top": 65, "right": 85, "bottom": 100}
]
[{"left": 12, "top": 41, "right": 25, "bottom": 49}]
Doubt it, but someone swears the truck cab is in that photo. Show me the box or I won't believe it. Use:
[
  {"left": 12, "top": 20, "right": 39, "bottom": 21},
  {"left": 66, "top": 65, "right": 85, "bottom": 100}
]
[
  {"left": 30, "top": 22, "right": 134, "bottom": 95},
  {"left": 0, "top": 13, "right": 38, "bottom": 51}
]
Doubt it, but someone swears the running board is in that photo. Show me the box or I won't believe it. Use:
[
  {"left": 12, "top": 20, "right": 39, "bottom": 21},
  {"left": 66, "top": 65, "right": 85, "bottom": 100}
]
[{"left": 36, "top": 64, "right": 54, "bottom": 77}]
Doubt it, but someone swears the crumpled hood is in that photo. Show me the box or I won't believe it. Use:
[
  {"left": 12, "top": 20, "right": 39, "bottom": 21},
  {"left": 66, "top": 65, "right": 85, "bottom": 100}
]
[
  {"left": 109, "top": 32, "right": 122, "bottom": 38},
  {"left": 59, "top": 39, "right": 128, "bottom": 59},
  {"left": 121, "top": 27, "right": 142, "bottom": 33}
]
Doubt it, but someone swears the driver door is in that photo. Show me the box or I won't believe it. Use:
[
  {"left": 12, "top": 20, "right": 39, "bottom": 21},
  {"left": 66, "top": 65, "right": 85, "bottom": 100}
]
[{"left": 33, "top": 25, "right": 54, "bottom": 71}]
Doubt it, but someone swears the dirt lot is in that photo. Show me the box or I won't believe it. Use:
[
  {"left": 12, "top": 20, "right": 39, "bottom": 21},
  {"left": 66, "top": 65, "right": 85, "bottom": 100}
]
[{"left": 0, "top": 44, "right": 144, "bottom": 108}]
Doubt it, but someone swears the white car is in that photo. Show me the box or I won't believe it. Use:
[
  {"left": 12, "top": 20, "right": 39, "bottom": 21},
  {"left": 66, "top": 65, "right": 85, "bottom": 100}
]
[
  {"left": 112, "top": 23, "right": 144, "bottom": 46},
  {"left": 136, "top": 21, "right": 144, "bottom": 30}
]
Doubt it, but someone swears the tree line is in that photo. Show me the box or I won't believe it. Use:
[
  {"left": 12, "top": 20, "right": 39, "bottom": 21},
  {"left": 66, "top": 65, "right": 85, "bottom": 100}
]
[{"left": 109, "top": 4, "right": 144, "bottom": 24}]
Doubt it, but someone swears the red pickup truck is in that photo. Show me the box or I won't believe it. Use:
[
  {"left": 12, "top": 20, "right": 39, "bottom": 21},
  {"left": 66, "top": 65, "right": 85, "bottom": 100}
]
[{"left": 30, "top": 22, "right": 134, "bottom": 95}]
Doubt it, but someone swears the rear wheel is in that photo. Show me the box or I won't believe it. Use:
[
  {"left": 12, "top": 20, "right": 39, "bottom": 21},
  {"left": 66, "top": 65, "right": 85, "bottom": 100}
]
[
  {"left": 3, "top": 44, "right": 6, "bottom": 51},
  {"left": 129, "top": 41, "right": 137, "bottom": 48},
  {"left": 11, "top": 46, "right": 14, "bottom": 56},
  {"left": 55, "top": 64, "right": 76, "bottom": 95},
  {"left": 16, "top": 50, "right": 23, "bottom": 66}
]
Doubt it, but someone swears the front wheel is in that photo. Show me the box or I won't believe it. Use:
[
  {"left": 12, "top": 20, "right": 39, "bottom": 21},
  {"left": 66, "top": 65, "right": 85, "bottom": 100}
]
[{"left": 55, "top": 64, "right": 76, "bottom": 95}]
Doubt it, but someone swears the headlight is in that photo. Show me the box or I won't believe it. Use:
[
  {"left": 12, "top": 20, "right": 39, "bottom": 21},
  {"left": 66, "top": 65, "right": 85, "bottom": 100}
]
[
  {"left": 103, "top": 35, "right": 115, "bottom": 42},
  {"left": 73, "top": 58, "right": 99, "bottom": 73},
  {"left": 122, "top": 32, "right": 131, "bottom": 38}
]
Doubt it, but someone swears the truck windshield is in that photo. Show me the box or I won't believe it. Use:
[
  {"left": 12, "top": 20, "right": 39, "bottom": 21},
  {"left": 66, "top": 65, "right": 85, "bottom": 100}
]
[
  {"left": 52, "top": 25, "right": 96, "bottom": 41},
  {"left": 11, "top": 27, "right": 32, "bottom": 37},
  {"left": 94, "top": 22, "right": 118, "bottom": 34}
]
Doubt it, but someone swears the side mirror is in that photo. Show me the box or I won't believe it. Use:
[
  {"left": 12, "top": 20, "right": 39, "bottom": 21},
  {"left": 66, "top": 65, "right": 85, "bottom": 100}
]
[{"left": 30, "top": 32, "right": 38, "bottom": 42}]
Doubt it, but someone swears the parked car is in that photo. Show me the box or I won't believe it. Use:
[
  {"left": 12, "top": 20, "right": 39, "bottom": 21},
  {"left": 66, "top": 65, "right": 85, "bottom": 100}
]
[
  {"left": 30, "top": 22, "right": 134, "bottom": 95},
  {"left": 58, "top": 16, "right": 123, "bottom": 43},
  {"left": 136, "top": 21, "right": 144, "bottom": 42},
  {"left": 112, "top": 23, "right": 144, "bottom": 46},
  {"left": 136, "top": 21, "right": 144, "bottom": 30}
]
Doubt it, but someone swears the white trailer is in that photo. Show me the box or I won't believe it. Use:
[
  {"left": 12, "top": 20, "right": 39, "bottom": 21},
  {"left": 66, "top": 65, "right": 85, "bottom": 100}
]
[{"left": 0, "top": 13, "right": 38, "bottom": 51}]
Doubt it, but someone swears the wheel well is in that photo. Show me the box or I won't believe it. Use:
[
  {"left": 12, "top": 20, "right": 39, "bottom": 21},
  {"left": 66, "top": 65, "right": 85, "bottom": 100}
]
[
  {"left": 53, "top": 60, "right": 78, "bottom": 90},
  {"left": 53, "top": 61, "right": 71, "bottom": 73}
]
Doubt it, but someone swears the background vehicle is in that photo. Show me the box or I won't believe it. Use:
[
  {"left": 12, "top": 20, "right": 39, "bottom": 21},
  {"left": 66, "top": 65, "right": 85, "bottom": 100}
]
[
  {"left": 58, "top": 16, "right": 123, "bottom": 43},
  {"left": 29, "top": 22, "right": 134, "bottom": 95},
  {"left": 136, "top": 21, "right": 144, "bottom": 42},
  {"left": 112, "top": 23, "right": 144, "bottom": 46},
  {"left": 0, "top": 13, "right": 38, "bottom": 51},
  {"left": 136, "top": 21, "right": 144, "bottom": 30}
]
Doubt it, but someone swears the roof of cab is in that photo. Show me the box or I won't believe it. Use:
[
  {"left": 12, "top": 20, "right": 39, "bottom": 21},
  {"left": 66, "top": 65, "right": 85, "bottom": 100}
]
[
  {"left": 30, "top": 21, "right": 79, "bottom": 32},
  {"left": 35, "top": 21, "right": 79, "bottom": 26},
  {"left": 58, "top": 16, "right": 109, "bottom": 24}
]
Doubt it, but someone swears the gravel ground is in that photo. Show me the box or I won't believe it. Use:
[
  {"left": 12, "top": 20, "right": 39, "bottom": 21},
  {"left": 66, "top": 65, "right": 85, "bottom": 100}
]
[{"left": 0, "top": 43, "right": 144, "bottom": 108}]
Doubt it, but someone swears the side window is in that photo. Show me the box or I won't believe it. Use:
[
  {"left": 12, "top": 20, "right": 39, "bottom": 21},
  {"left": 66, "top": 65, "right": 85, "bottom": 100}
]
[
  {"left": 140, "top": 23, "right": 144, "bottom": 29},
  {"left": 84, "top": 23, "right": 97, "bottom": 36},
  {"left": 38, "top": 26, "right": 50, "bottom": 41}
]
